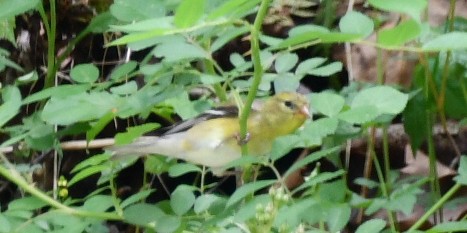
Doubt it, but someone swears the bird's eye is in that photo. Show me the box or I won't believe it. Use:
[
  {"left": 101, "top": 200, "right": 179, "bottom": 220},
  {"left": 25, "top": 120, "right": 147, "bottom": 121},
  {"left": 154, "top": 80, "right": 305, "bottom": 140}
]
[{"left": 284, "top": 100, "right": 295, "bottom": 110}]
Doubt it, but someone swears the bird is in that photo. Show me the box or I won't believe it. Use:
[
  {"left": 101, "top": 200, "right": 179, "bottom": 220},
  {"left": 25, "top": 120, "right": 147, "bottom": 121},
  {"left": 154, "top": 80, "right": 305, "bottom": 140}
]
[{"left": 107, "top": 92, "right": 311, "bottom": 175}]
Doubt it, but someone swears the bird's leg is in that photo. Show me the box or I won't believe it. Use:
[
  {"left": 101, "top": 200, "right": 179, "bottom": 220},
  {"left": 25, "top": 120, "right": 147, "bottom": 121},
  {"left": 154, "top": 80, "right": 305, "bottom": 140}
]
[{"left": 235, "top": 132, "right": 251, "bottom": 145}]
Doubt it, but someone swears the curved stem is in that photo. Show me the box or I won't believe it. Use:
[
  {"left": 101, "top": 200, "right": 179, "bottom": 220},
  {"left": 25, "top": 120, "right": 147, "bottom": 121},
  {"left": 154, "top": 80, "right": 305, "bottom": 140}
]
[
  {"left": 407, "top": 183, "right": 462, "bottom": 232},
  {"left": 239, "top": 0, "right": 272, "bottom": 184},
  {"left": 41, "top": 0, "right": 57, "bottom": 89},
  {"left": 0, "top": 154, "right": 122, "bottom": 221}
]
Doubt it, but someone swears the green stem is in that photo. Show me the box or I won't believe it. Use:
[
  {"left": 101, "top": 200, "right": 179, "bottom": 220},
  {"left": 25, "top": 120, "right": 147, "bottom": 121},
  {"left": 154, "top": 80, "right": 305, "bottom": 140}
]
[
  {"left": 369, "top": 132, "right": 397, "bottom": 233},
  {"left": 109, "top": 175, "right": 123, "bottom": 216},
  {"left": 382, "top": 126, "right": 398, "bottom": 231},
  {"left": 407, "top": 183, "right": 462, "bottom": 232},
  {"left": 204, "top": 53, "right": 227, "bottom": 101},
  {"left": 376, "top": 47, "right": 384, "bottom": 84},
  {"left": 382, "top": 127, "right": 391, "bottom": 191},
  {"left": 427, "top": 103, "right": 443, "bottom": 222},
  {"left": 40, "top": 0, "right": 57, "bottom": 89},
  {"left": 238, "top": 0, "right": 271, "bottom": 144},
  {"left": 239, "top": 0, "right": 271, "bottom": 183},
  {"left": 0, "top": 157, "right": 122, "bottom": 221}
]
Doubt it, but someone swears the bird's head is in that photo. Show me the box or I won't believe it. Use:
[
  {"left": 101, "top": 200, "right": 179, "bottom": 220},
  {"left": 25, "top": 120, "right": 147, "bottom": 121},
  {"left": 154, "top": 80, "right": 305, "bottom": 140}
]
[{"left": 273, "top": 92, "right": 311, "bottom": 119}]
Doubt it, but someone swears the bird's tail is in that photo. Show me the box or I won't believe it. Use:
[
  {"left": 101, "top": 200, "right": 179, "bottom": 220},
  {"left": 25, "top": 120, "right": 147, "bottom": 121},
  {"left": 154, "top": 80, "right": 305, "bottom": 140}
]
[
  {"left": 106, "top": 136, "right": 184, "bottom": 161},
  {"left": 107, "top": 136, "right": 161, "bottom": 158}
]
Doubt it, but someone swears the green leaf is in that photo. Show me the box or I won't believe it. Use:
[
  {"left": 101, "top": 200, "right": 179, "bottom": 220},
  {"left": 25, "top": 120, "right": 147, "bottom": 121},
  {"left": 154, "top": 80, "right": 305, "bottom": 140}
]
[
  {"left": 16, "top": 71, "right": 38, "bottom": 85},
  {"left": 121, "top": 189, "right": 155, "bottom": 209},
  {"left": 274, "top": 199, "right": 319, "bottom": 228},
  {"left": 318, "top": 180, "right": 348, "bottom": 202},
  {"left": 212, "top": 26, "right": 249, "bottom": 52},
  {"left": 199, "top": 74, "right": 224, "bottom": 84},
  {"left": 368, "top": 0, "right": 427, "bottom": 21},
  {"left": 352, "top": 86, "right": 409, "bottom": 115},
  {"left": 365, "top": 198, "right": 387, "bottom": 215},
  {"left": 107, "top": 29, "right": 172, "bottom": 47},
  {"left": 422, "top": 32, "right": 467, "bottom": 51},
  {"left": 109, "top": 0, "right": 166, "bottom": 22},
  {"left": 326, "top": 204, "right": 351, "bottom": 233},
  {"left": 300, "top": 117, "right": 339, "bottom": 146},
  {"left": 289, "top": 24, "right": 329, "bottom": 36},
  {"left": 1, "top": 18, "right": 16, "bottom": 45},
  {"left": 337, "top": 105, "right": 380, "bottom": 124},
  {"left": 168, "top": 163, "right": 202, "bottom": 177},
  {"left": 355, "top": 219, "right": 386, "bottom": 233},
  {"left": 174, "top": 0, "right": 205, "bottom": 28},
  {"left": 0, "top": 49, "right": 24, "bottom": 72},
  {"left": 114, "top": 123, "right": 160, "bottom": 145},
  {"left": 110, "top": 61, "right": 138, "bottom": 80},
  {"left": 117, "top": 85, "right": 183, "bottom": 118},
  {"left": 22, "top": 84, "right": 90, "bottom": 104},
  {"left": 223, "top": 155, "right": 263, "bottom": 170},
  {"left": 403, "top": 91, "right": 428, "bottom": 153},
  {"left": 270, "top": 135, "right": 301, "bottom": 161},
  {"left": 110, "top": 81, "right": 138, "bottom": 95},
  {"left": 0, "top": 86, "right": 21, "bottom": 128},
  {"left": 207, "top": 0, "right": 261, "bottom": 20},
  {"left": 339, "top": 11, "right": 374, "bottom": 38},
  {"left": 85, "top": 12, "right": 115, "bottom": 34},
  {"left": 444, "top": 75, "right": 467, "bottom": 119},
  {"left": 295, "top": 57, "right": 327, "bottom": 75},
  {"left": 230, "top": 53, "right": 247, "bottom": 67},
  {"left": 25, "top": 122, "right": 55, "bottom": 151},
  {"left": 111, "top": 17, "right": 173, "bottom": 32},
  {"left": 194, "top": 194, "right": 222, "bottom": 214},
  {"left": 354, "top": 177, "right": 380, "bottom": 189},
  {"left": 308, "top": 62, "right": 343, "bottom": 77},
  {"left": 226, "top": 180, "right": 276, "bottom": 207},
  {"left": 389, "top": 178, "right": 426, "bottom": 215},
  {"left": 275, "top": 53, "right": 299, "bottom": 73},
  {"left": 86, "top": 111, "right": 116, "bottom": 142},
  {"left": 34, "top": 211, "right": 84, "bottom": 231},
  {"left": 154, "top": 215, "right": 181, "bottom": 233},
  {"left": 310, "top": 92, "right": 345, "bottom": 117},
  {"left": 165, "top": 91, "right": 200, "bottom": 120},
  {"left": 273, "top": 73, "right": 301, "bottom": 93},
  {"left": 0, "top": 0, "right": 39, "bottom": 19},
  {"left": 378, "top": 19, "right": 421, "bottom": 47},
  {"left": 458, "top": 156, "right": 467, "bottom": 178},
  {"left": 154, "top": 41, "right": 207, "bottom": 62},
  {"left": 82, "top": 195, "right": 113, "bottom": 212},
  {"left": 70, "top": 63, "right": 99, "bottom": 84},
  {"left": 233, "top": 195, "right": 270, "bottom": 223},
  {"left": 71, "top": 153, "right": 111, "bottom": 173},
  {"left": 0, "top": 214, "right": 10, "bottom": 233},
  {"left": 68, "top": 164, "right": 109, "bottom": 187},
  {"left": 284, "top": 147, "right": 341, "bottom": 178},
  {"left": 41, "top": 92, "right": 119, "bottom": 125},
  {"left": 144, "top": 155, "right": 171, "bottom": 174},
  {"left": 454, "top": 156, "right": 467, "bottom": 185},
  {"left": 427, "top": 221, "right": 467, "bottom": 233},
  {"left": 123, "top": 203, "right": 164, "bottom": 226},
  {"left": 8, "top": 196, "right": 48, "bottom": 211},
  {"left": 170, "top": 185, "right": 196, "bottom": 216},
  {"left": 275, "top": 31, "right": 360, "bottom": 50},
  {"left": 294, "top": 170, "right": 346, "bottom": 194}
]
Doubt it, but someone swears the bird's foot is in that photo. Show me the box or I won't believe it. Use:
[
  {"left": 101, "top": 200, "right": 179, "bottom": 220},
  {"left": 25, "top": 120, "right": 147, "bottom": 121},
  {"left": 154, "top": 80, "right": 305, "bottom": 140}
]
[{"left": 235, "top": 132, "right": 250, "bottom": 146}]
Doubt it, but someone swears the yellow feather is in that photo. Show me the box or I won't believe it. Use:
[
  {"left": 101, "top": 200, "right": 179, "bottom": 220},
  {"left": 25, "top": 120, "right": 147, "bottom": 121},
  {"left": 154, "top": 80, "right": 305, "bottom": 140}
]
[{"left": 108, "top": 92, "right": 310, "bottom": 175}]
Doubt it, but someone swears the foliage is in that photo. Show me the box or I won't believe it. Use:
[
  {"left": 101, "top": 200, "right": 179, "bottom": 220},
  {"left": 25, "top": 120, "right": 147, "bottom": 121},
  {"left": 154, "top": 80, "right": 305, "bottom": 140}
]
[{"left": 0, "top": 0, "right": 466, "bottom": 232}]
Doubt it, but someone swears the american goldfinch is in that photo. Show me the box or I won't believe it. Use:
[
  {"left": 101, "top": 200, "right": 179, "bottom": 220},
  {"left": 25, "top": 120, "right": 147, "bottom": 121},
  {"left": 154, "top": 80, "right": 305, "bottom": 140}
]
[{"left": 109, "top": 92, "right": 310, "bottom": 175}]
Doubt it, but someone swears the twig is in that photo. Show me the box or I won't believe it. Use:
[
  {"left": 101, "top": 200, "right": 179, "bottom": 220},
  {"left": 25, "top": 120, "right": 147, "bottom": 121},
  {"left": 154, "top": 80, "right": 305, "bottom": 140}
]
[{"left": 0, "top": 138, "right": 116, "bottom": 154}]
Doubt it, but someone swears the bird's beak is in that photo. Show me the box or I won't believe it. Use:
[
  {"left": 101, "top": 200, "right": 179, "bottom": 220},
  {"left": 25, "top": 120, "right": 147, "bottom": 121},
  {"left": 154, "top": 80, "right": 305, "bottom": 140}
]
[{"left": 300, "top": 105, "right": 312, "bottom": 119}]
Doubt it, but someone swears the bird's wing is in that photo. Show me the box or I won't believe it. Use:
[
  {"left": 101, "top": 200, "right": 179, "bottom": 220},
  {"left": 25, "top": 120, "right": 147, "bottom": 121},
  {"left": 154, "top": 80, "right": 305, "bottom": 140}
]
[{"left": 163, "top": 106, "right": 240, "bottom": 134}]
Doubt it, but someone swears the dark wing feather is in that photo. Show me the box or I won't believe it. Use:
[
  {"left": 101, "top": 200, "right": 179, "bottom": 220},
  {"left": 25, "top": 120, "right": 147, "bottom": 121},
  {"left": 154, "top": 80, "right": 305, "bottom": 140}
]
[{"left": 162, "top": 106, "right": 239, "bottom": 135}]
